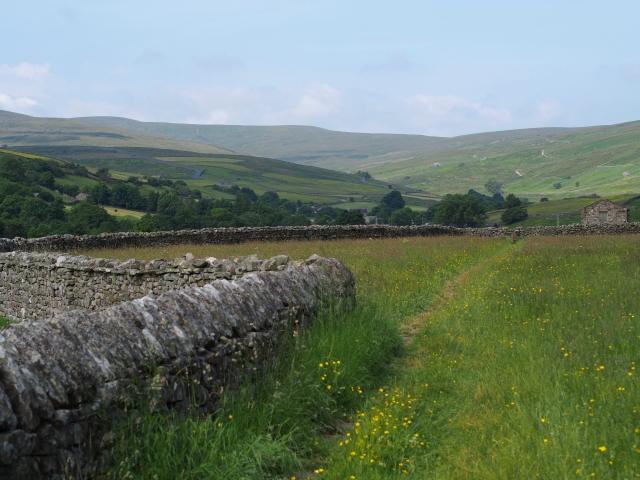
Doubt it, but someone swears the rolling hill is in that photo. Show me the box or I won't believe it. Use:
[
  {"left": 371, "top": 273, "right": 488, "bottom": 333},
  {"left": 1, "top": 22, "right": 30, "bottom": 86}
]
[
  {"left": 0, "top": 110, "right": 233, "bottom": 155},
  {"left": 76, "top": 115, "right": 640, "bottom": 199},
  {"left": 6, "top": 109, "right": 640, "bottom": 200},
  {"left": 75, "top": 116, "right": 445, "bottom": 171},
  {"left": 368, "top": 121, "right": 640, "bottom": 199}
]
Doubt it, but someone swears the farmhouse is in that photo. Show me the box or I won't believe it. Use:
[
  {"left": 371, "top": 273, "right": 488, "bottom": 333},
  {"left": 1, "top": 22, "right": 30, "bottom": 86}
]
[{"left": 581, "top": 199, "right": 629, "bottom": 225}]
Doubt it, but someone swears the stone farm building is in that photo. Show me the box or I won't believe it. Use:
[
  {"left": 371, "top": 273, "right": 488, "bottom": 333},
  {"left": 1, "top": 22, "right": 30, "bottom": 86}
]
[{"left": 581, "top": 199, "right": 629, "bottom": 225}]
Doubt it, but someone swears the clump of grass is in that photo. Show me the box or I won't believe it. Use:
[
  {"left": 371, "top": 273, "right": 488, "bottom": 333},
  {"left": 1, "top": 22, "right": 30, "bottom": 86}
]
[
  {"left": 106, "top": 302, "right": 403, "bottom": 479},
  {"left": 0, "top": 316, "right": 11, "bottom": 329}
]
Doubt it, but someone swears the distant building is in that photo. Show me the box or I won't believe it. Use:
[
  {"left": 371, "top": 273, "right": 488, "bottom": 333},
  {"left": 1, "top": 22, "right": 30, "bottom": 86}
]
[
  {"left": 486, "top": 222, "right": 499, "bottom": 228},
  {"left": 581, "top": 199, "right": 629, "bottom": 225},
  {"left": 76, "top": 193, "right": 89, "bottom": 202},
  {"left": 1, "top": 144, "right": 7, "bottom": 149}
]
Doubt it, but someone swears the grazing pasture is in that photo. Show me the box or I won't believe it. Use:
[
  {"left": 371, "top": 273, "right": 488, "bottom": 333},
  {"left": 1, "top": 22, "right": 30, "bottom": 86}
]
[{"left": 75, "top": 235, "right": 640, "bottom": 479}]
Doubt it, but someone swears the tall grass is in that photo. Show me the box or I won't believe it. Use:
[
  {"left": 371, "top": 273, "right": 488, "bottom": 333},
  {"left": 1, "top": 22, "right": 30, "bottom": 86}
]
[
  {"left": 321, "top": 236, "right": 640, "bottom": 478},
  {"left": 103, "top": 237, "right": 503, "bottom": 478}
]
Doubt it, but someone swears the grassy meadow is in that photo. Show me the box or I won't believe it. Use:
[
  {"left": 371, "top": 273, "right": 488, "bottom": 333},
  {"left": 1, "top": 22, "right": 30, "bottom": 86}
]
[{"left": 78, "top": 234, "right": 640, "bottom": 478}]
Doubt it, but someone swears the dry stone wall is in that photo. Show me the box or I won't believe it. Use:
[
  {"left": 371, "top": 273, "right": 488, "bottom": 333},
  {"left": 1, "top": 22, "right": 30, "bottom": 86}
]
[
  {"left": 2, "top": 223, "right": 640, "bottom": 254},
  {"left": 0, "top": 252, "right": 293, "bottom": 322},
  {"left": 0, "top": 255, "right": 355, "bottom": 479}
]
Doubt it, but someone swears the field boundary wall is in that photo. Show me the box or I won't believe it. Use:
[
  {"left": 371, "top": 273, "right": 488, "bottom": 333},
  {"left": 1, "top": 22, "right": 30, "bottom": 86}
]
[
  {"left": 0, "top": 252, "right": 293, "bottom": 322},
  {"left": 0, "top": 256, "right": 355, "bottom": 479},
  {"left": 2, "top": 223, "right": 640, "bottom": 253}
]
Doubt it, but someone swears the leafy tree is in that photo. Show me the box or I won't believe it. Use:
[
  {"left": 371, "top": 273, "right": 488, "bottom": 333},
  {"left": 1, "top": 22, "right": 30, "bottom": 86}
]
[
  {"left": 433, "top": 194, "right": 487, "bottom": 227},
  {"left": 553, "top": 182, "right": 562, "bottom": 189},
  {"left": 240, "top": 187, "right": 258, "bottom": 202},
  {"left": 504, "top": 193, "right": 522, "bottom": 209},
  {"left": 232, "top": 193, "right": 251, "bottom": 215},
  {"left": 283, "top": 213, "right": 312, "bottom": 226},
  {"left": 66, "top": 201, "right": 115, "bottom": 235},
  {"left": 390, "top": 207, "right": 415, "bottom": 226},
  {"left": 147, "top": 191, "right": 159, "bottom": 212},
  {"left": 316, "top": 214, "right": 333, "bottom": 225},
  {"left": 501, "top": 206, "right": 528, "bottom": 225},
  {"left": 90, "top": 183, "right": 111, "bottom": 205},
  {"left": 209, "top": 208, "right": 241, "bottom": 228},
  {"left": 157, "top": 192, "right": 182, "bottom": 216},
  {"left": 484, "top": 180, "right": 502, "bottom": 195},
  {"left": 335, "top": 210, "right": 366, "bottom": 225},
  {"left": 258, "top": 191, "right": 280, "bottom": 206},
  {"left": 316, "top": 206, "right": 339, "bottom": 219},
  {"left": 501, "top": 193, "right": 528, "bottom": 224},
  {"left": 540, "top": 197, "right": 549, "bottom": 202},
  {"left": 110, "top": 183, "right": 147, "bottom": 210},
  {"left": 296, "top": 205, "right": 314, "bottom": 216},
  {"left": 39, "top": 172, "right": 55, "bottom": 189},
  {"left": 0, "top": 156, "right": 26, "bottom": 183},
  {"left": 19, "top": 197, "right": 51, "bottom": 227},
  {"left": 380, "top": 190, "right": 405, "bottom": 211},
  {"left": 575, "top": 181, "right": 580, "bottom": 188},
  {"left": 95, "top": 167, "right": 111, "bottom": 181}
]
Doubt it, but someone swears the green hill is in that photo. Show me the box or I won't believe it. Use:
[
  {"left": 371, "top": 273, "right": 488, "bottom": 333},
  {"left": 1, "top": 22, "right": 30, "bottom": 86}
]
[
  {"left": 75, "top": 116, "right": 445, "bottom": 171},
  {"left": 0, "top": 110, "right": 233, "bottom": 155},
  {"left": 11, "top": 146, "right": 400, "bottom": 205},
  {"left": 1, "top": 110, "right": 404, "bottom": 204},
  {"left": 368, "top": 121, "right": 640, "bottom": 199},
  {"left": 76, "top": 115, "right": 640, "bottom": 198}
]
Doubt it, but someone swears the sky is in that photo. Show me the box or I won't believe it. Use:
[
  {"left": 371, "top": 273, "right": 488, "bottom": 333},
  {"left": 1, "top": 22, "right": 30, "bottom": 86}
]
[{"left": 1, "top": 0, "right": 639, "bottom": 137}]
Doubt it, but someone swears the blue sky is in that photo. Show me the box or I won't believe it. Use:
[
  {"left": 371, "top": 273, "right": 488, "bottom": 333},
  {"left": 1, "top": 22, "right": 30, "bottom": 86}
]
[{"left": 1, "top": 0, "right": 639, "bottom": 136}]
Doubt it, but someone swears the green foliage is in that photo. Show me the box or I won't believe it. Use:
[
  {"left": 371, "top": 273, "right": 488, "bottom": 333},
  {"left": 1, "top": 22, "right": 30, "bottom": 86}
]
[
  {"left": 500, "top": 205, "right": 529, "bottom": 224},
  {"left": 503, "top": 193, "right": 522, "bottom": 209},
  {"left": 390, "top": 207, "right": 416, "bottom": 226},
  {"left": 334, "top": 210, "right": 366, "bottom": 225},
  {"left": 380, "top": 190, "right": 405, "bottom": 210},
  {"left": 540, "top": 197, "right": 549, "bottom": 202},
  {"left": 433, "top": 194, "right": 487, "bottom": 227},
  {"left": 553, "top": 182, "right": 562, "bottom": 189},
  {"left": 484, "top": 179, "right": 502, "bottom": 194}
]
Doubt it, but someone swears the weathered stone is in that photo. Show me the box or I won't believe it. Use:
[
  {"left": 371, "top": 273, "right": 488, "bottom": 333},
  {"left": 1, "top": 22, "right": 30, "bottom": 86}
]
[
  {"left": 0, "top": 430, "right": 37, "bottom": 465},
  {"left": 262, "top": 255, "right": 290, "bottom": 271},
  {"left": 0, "top": 255, "right": 355, "bottom": 479}
]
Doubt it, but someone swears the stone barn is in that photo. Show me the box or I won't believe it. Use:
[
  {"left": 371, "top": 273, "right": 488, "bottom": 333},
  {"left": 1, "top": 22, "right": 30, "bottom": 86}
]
[{"left": 581, "top": 199, "right": 629, "bottom": 225}]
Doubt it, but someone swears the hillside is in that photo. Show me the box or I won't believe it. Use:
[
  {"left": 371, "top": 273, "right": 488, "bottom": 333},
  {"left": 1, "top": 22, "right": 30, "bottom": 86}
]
[
  {"left": 75, "top": 115, "right": 640, "bottom": 199},
  {"left": 13, "top": 146, "right": 399, "bottom": 205},
  {"left": 0, "top": 110, "right": 233, "bottom": 155},
  {"left": 75, "top": 116, "right": 445, "bottom": 171},
  {"left": 369, "top": 121, "right": 640, "bottom": 199}
]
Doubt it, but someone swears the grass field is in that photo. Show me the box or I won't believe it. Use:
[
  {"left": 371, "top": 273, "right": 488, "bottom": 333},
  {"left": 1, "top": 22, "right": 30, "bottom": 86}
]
[{"left": 78, "top": 234, "right": 640, "bottom": 479}]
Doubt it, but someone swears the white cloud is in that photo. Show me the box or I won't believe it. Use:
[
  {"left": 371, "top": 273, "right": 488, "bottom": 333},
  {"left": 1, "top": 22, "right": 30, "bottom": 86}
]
[
  {"left": 0, "top": 62, "right": 50, "bottom": 80},
  {"left": 180, "top": 82, "right": 341, "bottom": 125},
  {"left": 0, "top": 92, "right": 38, "bottom": 111},
  {"left": 408, "top": 94, "right": 513, "bottom": 135},
  {"left": 264, "top": 82, "right": 341, "bottom": 123}
]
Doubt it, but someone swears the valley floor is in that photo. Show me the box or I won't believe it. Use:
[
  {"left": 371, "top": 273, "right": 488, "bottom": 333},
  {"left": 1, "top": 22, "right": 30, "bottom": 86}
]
[{"left": 91, "top": 235, "right": 640, "bottom": 479}]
